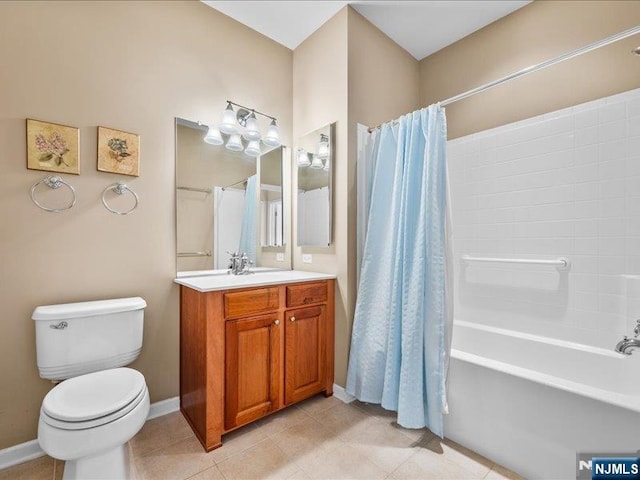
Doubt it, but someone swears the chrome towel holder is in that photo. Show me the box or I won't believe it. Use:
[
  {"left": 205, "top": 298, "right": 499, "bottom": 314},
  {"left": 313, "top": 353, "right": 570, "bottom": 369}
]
[
  {"left": 101, "top": 182, "right": 139, "bottom": 215},
  {"left": 30, "top": 175, "right": 77, "bottom": 213}
]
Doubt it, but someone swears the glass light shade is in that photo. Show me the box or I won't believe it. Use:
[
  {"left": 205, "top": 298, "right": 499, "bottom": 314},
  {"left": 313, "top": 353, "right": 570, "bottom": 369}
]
[
  {"left": 317, "top": 135, "right": 329, "bottom": 160},
  {"left": 310, "top": 154, "right": 324, "bottom": 169},
  {"left": 219, "top": 104, "right": 239, "bottom": 135},
  {"left": 323, "top": 157, "right": 330, "bottom": 172},
  {"left": 245, "top": 140, "right": 261, "bottom": 157},
  {"left": 204, "top": 126, "right": 223, "bottom": 145},
  {"left": 262, "top": 120, "right": 281, "bottom": 147},
  {"left": 225, "top": 134, "right": 243, "bottom": 151},
  {"left": 243, "top": 114, "right": 261, "bottom": 141},
  {"left": 297, "top": 149, "right": 310, "bottom": 167}
]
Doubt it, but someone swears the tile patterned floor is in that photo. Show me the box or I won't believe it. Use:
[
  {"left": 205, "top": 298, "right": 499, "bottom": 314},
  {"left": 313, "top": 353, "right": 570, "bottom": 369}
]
[{"left": 0, "top": 395, "right": 523, "bottom": 480}]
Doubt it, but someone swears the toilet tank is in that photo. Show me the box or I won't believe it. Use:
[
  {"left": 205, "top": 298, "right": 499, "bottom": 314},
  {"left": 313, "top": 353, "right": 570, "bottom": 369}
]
[{"left": 33, "top": 297, "right": 146, "bottom": 380}]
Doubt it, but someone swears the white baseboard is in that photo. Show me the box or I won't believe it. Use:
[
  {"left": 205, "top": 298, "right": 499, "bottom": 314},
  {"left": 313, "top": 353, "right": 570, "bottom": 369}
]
[
  {"left": 147, "top": 396, "right": 180, "bottom": 420},
  {"left": 0, "top": 440, "right": 43, "bottom": 472},
  {"left": 0, "top": 395, "right": 180, "bottom": 471},
  {"left": 333, "top": 383, "right": 355, "bottom": 403}
]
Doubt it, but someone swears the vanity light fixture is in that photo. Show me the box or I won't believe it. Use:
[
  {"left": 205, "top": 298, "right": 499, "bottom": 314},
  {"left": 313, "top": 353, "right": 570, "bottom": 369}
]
[
  {"left": 323, "top": 156, "right": 330, "bottom": 172},
  {"left": 317, "top": 134, "right": 329, "bottom": 160},
  {"left": 245, "top": 140, "right": 261, "bottom": 157},
  {"left": 262, "top": 119, "right": 281, "bottom": 147},
  {"left": 310, "top": 154, "right": 324, "bottom": 169},
  {"left": 297, "top": 148, "right": 311, "bottom": 167},
  {"left": 205, "top": 101, "right": 281, "bottom": 156},
  {"left": 204, "top": 125, "right": 224, "bottom": 145},
  {"left": 225, "top": 134, "right": 243, "bottom": 152},
  {"left": 219, "top": 102, "right": 239, "bottom": 135},
  {"left": 242, "top": 111, "right": 262, "bottom": 141}
]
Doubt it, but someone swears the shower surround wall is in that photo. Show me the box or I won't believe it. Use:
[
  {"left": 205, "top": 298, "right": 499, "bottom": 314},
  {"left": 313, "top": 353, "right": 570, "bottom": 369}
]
[{"left": 448, "top": 88, "right": 640, "bottom": 348}]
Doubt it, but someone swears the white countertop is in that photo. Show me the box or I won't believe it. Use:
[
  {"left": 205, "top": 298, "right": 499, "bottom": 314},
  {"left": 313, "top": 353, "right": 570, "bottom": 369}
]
[{"left": 174, "top": 270, "right": 336, "bottom": 292}]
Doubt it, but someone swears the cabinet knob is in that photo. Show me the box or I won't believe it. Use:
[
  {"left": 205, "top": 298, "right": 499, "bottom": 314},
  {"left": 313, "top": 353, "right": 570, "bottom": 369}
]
[
  {"left": 290, "top": 316, "right": 296, "bottom": 322},
  {"left": 273, "top": 320, "right": 280, "bottom": 326}
]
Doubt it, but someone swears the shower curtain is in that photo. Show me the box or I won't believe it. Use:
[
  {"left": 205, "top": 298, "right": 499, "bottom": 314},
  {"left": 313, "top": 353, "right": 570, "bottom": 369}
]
[
  {"left": 346, "top": 105, "right": 453, "bottom": 437},
  {"left": 238, "top": 174, "right": 257, "bottom": 263}
]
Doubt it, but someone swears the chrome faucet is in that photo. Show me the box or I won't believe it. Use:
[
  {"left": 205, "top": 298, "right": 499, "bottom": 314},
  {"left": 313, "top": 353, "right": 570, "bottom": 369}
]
[
  {"left": 615, "top": 320, "right": 640, "bottom": 355},
  {"left": 227, "top": 251, "right": 253, "bottom": 275}
]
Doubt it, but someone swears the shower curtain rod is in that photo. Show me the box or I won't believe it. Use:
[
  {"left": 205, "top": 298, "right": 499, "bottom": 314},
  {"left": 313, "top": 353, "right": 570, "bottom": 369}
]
[
  {"left": 368, "top": 24, "right": 640, "bottom": 133},
  {"left": 221, "top": 178, "right": 248, "bottom": 190}
]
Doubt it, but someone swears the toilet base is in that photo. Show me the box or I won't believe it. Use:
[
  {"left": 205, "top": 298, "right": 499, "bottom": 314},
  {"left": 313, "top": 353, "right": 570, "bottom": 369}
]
[{"left": 62, "top": 443, "right": 135, "bottom": 480}]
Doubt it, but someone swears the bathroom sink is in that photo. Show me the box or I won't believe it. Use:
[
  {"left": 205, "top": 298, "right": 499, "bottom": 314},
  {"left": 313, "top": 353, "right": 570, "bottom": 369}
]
[{"left": 174, "top": 270, "right": 336, "bottom": 292}]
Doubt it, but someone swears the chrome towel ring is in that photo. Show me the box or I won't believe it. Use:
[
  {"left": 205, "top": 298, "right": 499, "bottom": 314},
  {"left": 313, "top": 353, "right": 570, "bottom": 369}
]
[
  {"left": 101, "top": 182, "right": 139, "bottom": 215},
  {"left": 30, "top": 175, "right": 77, "bottom": 213}
]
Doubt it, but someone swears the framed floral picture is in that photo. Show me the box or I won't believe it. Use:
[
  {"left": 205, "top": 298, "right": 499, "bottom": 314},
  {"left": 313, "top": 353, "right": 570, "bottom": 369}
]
[
  {"left": 97, "top": 126, "right": 140, "bottom": 176},
  {"left": 26, "top": 119, "right": 80, "bottom": 175}
]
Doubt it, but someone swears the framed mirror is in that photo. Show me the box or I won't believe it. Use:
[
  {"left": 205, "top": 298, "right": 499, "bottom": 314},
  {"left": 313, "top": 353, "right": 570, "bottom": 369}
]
[
  {"left": 296, "top": 123, "right": 334, "bottom": 247},
  {"left": 175, "top": 118, "right": 289, "bottom": 275}
]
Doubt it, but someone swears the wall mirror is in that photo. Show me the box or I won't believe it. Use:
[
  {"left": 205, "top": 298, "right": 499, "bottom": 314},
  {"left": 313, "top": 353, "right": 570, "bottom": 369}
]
[
  {"left": 175, "top": 118, "right": 289, "bottom": 275},
  {"left": 296, "top": 123, "right": 334, "bottom": 247}
]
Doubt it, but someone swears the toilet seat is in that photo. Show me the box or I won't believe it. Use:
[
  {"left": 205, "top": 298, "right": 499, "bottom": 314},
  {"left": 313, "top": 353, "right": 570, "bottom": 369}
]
[{"left": 41, "top": 368, "right": 146, "bottom": 430}]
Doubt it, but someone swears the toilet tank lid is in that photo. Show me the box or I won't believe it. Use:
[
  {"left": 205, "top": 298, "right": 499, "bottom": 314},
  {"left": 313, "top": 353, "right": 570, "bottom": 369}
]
[{"left": 33, "top": 297, "right": 147, "bottom": 321}]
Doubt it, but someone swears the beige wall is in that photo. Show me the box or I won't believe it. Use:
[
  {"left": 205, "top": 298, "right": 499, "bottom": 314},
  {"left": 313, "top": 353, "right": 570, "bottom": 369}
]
[
  {"left": 0, "top": 0, "right": 292, "bottom": 449},
  {"left": 292, "top": 8, "right": 350, "bottom": 384},
  {"left": 420, "top": 0, "right": 640, "bottom": 139},
  {"left": 292, "top": 6, "right": 420, "bottom": 386}
]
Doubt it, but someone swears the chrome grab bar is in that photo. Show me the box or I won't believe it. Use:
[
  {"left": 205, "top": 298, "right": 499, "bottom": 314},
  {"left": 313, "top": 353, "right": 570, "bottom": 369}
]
[
  {"left": 462, "top": 255, "right": 570, "bottom": 271},
  {"left": 177, "top": 251, "right": 211, "bottom": 257}
]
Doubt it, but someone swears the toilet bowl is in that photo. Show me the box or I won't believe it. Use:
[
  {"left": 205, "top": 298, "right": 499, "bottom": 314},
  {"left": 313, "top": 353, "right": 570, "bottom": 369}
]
[
  {"left": 33, "top": 297, "right": 148, "bottom": 480},
  {"left": 38, "top": 368, "right": 150, "bottom": 480}
]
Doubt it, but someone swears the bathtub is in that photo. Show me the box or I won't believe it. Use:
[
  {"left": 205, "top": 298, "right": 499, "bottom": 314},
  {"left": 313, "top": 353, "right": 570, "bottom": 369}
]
[{"left": 445, "top": 321, "right": 640, "bottom": 480}]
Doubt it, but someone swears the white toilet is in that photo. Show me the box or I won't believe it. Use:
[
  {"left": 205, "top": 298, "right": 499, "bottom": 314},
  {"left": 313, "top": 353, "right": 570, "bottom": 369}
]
[{"left": 33, "top": 297, "right": 150, "bottom": 480}]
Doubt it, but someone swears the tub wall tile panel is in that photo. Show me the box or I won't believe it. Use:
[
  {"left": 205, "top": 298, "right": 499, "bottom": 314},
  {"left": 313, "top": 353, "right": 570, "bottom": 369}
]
[{"left": 448, "top": 87, "right": 640, "bottom": 349}]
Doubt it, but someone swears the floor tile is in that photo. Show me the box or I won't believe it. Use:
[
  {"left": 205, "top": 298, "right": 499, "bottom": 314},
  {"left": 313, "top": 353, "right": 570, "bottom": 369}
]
[
  {"left": 389, "top": 446, "right": 485, "bottom": 480},
  {"left": 295, "top": 442, "right": 387, "bottom": 480},
  {"left": 0, "top": 456, "right": 54, "bottom": 480},
  {"left": 131, "top": 412, "right": 195, "bottom": 457},
  {"left": 296, "top": 394, "right": 342, "bottom": 416},
  {"left": 341, "top": 416, "right": 420, "bottom": 474},
  {"left": 136, "top": 435, "right": 217, "bottom": 480},
  {"left": 208, "top": 423, "right": 269, "bottom": 464},
  {"left": 270, "top": 415, "right": 344, "bottom": 463},
  {"left": 351, "top": 400, "right": 397, "bottom": 419},
  {"left": 53, "top": 459, "right": 63, "bottom": 480},
  {"left": 185, "top": 465, "right": 225, "bottom": 480},
  {"left": 305, "top": 402, "right": 371, "bottom": 438},
  {"left": 255, "top": 406, "right": 311, "bottom": 437},
  {"left": 485, "top": 464, "right": 524, "bottom": 480},
  {"left": 427, "top": 437, "right": 493, "bottom": 478},
  {"left": 217, "top": 440, "right": 300, "bottom": 480}
]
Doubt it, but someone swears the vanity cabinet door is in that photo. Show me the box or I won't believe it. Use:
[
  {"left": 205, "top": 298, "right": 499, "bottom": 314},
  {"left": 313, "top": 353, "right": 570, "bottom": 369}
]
[
  {"left": 284, "top": 306, "right": 326, "bottom": 405},
  {"left": 225, "top": 313, "right": 281, "bottom": 429}
]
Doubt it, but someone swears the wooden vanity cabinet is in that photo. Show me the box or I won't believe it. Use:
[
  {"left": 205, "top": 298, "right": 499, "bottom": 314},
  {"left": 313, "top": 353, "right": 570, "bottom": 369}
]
[{"left": 180, "top": 279, "right": 335, "bottom": 451}]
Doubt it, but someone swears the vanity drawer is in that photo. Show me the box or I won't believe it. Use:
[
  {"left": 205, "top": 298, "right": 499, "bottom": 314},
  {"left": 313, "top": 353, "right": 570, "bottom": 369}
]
[
  {"left": 286, "top": 282, "right": 328, "bottom": 307},
  {"left": 224, "top": 287, "right": 280, "bottom": 319}
]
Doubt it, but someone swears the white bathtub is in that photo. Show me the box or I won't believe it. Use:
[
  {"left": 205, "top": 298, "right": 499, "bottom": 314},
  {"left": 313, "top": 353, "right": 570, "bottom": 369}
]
[{"left": 445, "top": 320, "right": 640, "bottom": 480}]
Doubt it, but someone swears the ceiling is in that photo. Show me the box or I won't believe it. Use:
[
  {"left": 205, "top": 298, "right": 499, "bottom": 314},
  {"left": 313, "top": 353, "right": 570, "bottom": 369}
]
[{"left": 202, "top": 1, "right": 531, "bottom": 60}]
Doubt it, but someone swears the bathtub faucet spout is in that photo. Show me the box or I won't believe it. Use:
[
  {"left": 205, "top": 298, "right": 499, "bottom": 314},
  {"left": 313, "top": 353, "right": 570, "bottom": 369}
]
[{"left": 615, "top": 336, "right": 640, "bottom": 355}]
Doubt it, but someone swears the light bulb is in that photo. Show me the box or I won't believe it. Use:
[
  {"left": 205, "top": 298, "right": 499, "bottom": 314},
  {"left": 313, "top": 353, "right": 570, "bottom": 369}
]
[
  {"left": 297, "top": 148, "right": 310, "bottom": 167},
  {"left": 245, "top": 140, "right": 261, "bottom": 157},
  {"left": 310, "top": 154, "right": 324, "bottom": 169},
  {"left": 243, "top": 112, "right": 261, "bottom": 141},
  {"left": 204, "top": 126, "right": 223, "bottom": 145},
  {"left": 263, "top": 119, "right": 280, "bottom": 147},
  {"left": 225, "top": 134, "right": 243, "bottom": 151},
  {"left": 317, "top": 134, "right": 329, "bottom": 160},
  {"left": 219, "top": 102, "right": 239, "bottom": 135}
]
